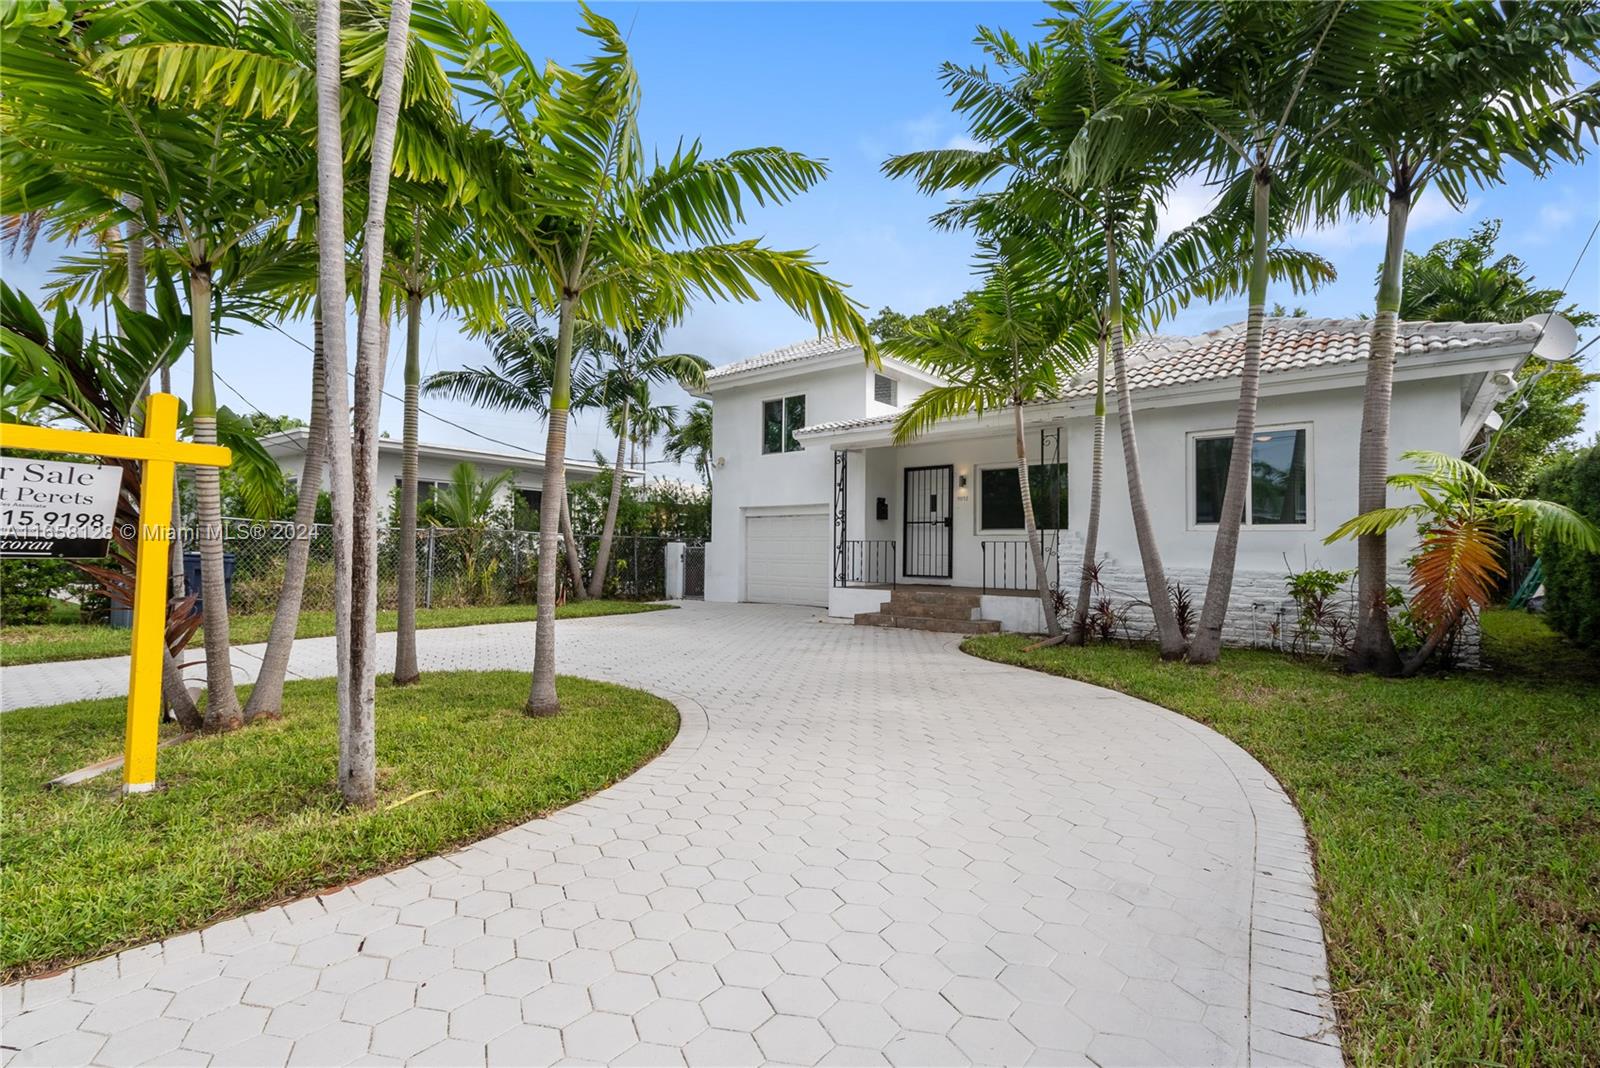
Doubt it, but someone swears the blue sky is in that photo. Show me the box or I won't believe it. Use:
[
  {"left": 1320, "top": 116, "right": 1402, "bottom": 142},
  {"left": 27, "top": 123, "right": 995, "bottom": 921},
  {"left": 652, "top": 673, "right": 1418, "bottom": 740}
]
[{"left": 6, "top": 1, "right": 1598, "bottom": 480}]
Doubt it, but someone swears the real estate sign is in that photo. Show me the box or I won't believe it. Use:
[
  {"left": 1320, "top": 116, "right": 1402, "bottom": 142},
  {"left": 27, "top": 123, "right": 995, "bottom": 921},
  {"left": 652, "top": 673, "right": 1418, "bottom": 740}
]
[{"left": 0, "top": 457, "right": 121, "bottom": 558}]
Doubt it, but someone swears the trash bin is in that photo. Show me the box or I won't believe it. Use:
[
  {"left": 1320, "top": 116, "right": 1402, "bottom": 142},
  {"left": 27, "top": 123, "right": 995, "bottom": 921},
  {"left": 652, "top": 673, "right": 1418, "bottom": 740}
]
[{"left": 182, "top": 551, "right": 237, "bottom": 613}]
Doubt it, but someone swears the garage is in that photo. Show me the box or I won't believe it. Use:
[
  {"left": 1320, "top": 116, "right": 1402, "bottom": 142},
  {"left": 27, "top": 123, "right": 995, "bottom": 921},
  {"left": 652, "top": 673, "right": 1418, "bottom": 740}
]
[{"left": 744, "top": 513, "right": 829, "bottom": 606}]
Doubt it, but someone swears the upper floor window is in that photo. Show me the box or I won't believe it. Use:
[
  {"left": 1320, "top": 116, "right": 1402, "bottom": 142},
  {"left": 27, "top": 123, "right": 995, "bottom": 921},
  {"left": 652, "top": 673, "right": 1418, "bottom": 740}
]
[
  {"left": 1192, "top": 426, "right": 1309, "bottom": 527},
  {"left": 762, "top": 395, "right": 806, "bottom": 453},
  {"left": 873, "top": 374, "right": 897, "bottom": 406}
]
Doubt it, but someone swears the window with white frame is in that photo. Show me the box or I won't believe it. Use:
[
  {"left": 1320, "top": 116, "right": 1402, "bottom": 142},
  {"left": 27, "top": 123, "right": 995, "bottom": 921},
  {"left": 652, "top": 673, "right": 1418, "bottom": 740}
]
[
  {"left": 977, "top": 463, "right": 1069, "bottom": 532},
  {"left": 873, "top": 373, "right": 897, "bottom": 405},
  {"left": 1192, "top": 425, "right": 1309, "bottom": 526},
  {"left": 762, "top": 395, "right": 806, "bottom": 453}
]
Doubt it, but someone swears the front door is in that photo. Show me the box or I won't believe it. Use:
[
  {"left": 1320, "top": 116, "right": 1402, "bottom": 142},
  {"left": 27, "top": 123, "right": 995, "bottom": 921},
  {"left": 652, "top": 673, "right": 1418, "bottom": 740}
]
[{"left": 903, "top": 465, "right": 953, "bottom": 579}]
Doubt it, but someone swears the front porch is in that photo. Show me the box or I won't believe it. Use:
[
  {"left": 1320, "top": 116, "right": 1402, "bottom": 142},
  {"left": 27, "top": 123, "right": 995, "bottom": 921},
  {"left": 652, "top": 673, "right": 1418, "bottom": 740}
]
[{"left": 813, "top": 416, "right": 1076, "bottom": 634}]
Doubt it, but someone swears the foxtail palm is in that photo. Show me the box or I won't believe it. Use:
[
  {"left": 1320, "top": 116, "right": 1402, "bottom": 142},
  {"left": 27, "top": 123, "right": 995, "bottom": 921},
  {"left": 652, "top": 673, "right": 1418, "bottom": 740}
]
[
  {"left": 889, "top": 243, "right": 1094, "bottom": 637},
  {"left": 341, "top": 0, "right": 416, "bottom": 806},
  {"left": 2, "top": 0, "right": 320, "bottom": 728},
  {"left": 1113, "top": 0, "right": 1420, "bottom": 664},
  {"left": 1305, "top": 1, "right": 1600, "bottom": 673},
  {"left": 665, "top": 400, "right": 715, "bottom": 488},
  {"left": 584, "top": 321, "right": 707, "bottom": 597},
  {"left": 423, "top": 310, "right": 593, "bottom": 597},
  {"left": 385, "top": 197, "right": 528, "bottom": 684},
  {"left": 458, "top": 7, "right": 873, "bottom": 716}
]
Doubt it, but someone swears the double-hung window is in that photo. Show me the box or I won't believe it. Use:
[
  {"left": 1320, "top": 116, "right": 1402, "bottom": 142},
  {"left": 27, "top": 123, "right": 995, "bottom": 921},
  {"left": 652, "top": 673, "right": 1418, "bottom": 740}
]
[
  {"left": 762, "top": 395, "right": 806, "bottom": 454},
  {"left": 1192, "top": 425, "right": 1309, "bottom": 527}
]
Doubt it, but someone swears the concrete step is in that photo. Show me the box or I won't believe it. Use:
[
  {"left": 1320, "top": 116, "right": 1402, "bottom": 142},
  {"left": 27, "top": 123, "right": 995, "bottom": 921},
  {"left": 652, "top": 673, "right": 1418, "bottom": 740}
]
[
  {"left": 888, "top": 588, "right": 982, "bottom": 609},
  {"left": 853, "top": 611, "right": 1001, "bottom": 635},
  {"left": 881, "top": 598, "right": 978, "bottom": 621}
]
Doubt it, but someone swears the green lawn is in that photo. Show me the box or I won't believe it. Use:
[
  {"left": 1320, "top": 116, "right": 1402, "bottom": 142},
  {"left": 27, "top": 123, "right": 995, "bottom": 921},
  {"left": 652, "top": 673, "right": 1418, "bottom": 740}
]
[
  {"left": 962, "top": 610, "right": 1599, "bottom": 1067},
  {"left": 0, "top": 671, "right": 678, "bottom": 980},
  {"left": 0, "top": 599, "right": 671, "bottom": 666}
]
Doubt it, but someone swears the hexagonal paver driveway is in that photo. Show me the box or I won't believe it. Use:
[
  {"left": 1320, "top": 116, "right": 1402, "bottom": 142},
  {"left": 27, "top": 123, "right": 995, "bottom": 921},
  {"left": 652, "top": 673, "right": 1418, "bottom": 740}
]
[{"left": 1, "top": 603, "right": 1341, "bottom": 1066}]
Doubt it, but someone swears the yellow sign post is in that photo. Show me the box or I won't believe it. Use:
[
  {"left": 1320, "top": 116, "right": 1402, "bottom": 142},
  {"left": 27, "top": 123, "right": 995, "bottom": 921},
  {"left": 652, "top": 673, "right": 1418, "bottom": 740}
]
[{"left": 0, "top": 393, "right": 231, "bottom": 792}]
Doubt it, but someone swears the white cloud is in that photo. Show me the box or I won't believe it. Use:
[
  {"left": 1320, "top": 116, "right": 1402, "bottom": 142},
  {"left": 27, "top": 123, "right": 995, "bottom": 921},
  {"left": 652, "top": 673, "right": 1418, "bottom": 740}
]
[{"left": 1157, "top": 174, "right": 1221, "bottom": 238}]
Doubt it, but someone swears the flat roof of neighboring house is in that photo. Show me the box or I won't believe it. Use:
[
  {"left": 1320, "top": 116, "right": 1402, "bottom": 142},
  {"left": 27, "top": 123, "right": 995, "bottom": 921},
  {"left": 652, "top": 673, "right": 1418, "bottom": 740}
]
[
  {"left": 259, "top": 428, "right": 638, "bottom": 480},
  {"left": 698, "top": 336, "right": 943, "bottom": 394},
  {"left": 795, "top": 316, "right": 1540, "bottom": 440}
]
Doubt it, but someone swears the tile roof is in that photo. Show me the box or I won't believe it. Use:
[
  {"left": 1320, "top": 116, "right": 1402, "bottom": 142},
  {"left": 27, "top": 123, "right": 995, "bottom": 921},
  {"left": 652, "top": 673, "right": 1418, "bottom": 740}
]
[
  {"left": 1077, "top": 316, "right": 1537, "bottom": 398},
  {"left": 703, "top": 336, "right": 860, "bottom": 382},
  {"left": 796, "top": 317, "right": 1536, "bottom": 437}
]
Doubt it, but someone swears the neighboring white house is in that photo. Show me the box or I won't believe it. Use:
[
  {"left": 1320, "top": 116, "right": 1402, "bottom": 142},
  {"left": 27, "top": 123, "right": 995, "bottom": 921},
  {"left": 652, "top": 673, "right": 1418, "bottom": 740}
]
[
  {"left": 259, "top": 430, "right": 633, "bottom": 521},
  {"left": 699, "top": 317, "right": 1554, "bottom": 644}
]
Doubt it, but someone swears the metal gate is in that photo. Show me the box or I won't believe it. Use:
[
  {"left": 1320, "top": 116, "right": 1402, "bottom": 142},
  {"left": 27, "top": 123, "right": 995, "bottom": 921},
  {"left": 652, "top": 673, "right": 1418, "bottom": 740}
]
[
  {"left": 683, "top": 544, "right": 705, "bottom": 599},
  {"left": 902, "top": 465, "right": 953, "bottom": 579}
]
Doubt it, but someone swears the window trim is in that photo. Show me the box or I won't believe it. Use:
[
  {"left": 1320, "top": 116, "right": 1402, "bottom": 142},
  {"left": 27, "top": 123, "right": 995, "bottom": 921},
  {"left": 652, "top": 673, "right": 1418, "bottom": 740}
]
[
  {"left": 1186, "top": 421, "right": 1315, "bottom": 531},
  {"left": 873, "top": 373, "right": 898, "bottom": 406},
  {"left": 761, "top": 393, "right": 807, "bottom": 454},
  {"left": 974, "top": 461, "right": 1070, "bottom": 534}
]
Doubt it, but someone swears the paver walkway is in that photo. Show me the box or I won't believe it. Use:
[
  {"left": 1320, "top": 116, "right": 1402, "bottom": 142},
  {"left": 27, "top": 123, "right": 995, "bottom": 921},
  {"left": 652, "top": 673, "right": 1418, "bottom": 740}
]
[{"left": 1, "top": 603, "right": 1340, "bottom": 1067}]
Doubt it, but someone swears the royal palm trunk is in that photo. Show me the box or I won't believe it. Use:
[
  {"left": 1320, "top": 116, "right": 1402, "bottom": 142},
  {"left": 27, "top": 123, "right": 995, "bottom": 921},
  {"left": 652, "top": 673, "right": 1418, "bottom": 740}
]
[
  {"left": 394, "top": 288, "right": 423, "bottom": 684},
  {"left": 1190, "top": 170, "right": 1272, "bottom": 664},
  {"left": 1105, "top": 221, "right": 1185, "bottom": 658},
  {"left": 527, "top": 295, "right": 575, "bottom": 716},
  {"left": 1070, "top": 330, "right": 1108, "bottom": 645},
  {"left": 589, "top": 397, "right": 628, "bottom": 598},
  {"left": 1348, "top": 191, "right": 1411, "bottom": 675},
  {"left": 243, "top": 318, "right": 328, "bottom": 721},
  {"left": 186, "top": 265, "right": 241, "bottom": 729},
  {"left": 1014, "top": 396, "right": 1060, "bottom": 638},
  {"left": 315, "top": 0, "right": 359, "bottom": 804},
  {"left": 560, "top": 487, "right": 585, "bottom": 598},
  {"left": 341, "top": 0, "right": 412, "bottom": 807}
]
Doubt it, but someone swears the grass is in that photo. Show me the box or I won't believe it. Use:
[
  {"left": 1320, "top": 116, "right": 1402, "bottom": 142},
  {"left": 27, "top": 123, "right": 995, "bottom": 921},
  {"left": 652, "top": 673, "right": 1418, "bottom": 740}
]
[
  {"left": 962, "top": 610, "right": 1599, "bottom": 1067},
  {"left": 0, "top": 671, "right": 678, "bottom": 980},
  {"left": 0, "top": 599, "right": 671, "bottom": 666}
]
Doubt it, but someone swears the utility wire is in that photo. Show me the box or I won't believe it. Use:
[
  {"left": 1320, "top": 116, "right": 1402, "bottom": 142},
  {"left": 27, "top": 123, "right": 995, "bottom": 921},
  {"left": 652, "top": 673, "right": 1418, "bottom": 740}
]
[{"left": 258, "top": 317, "right": 599, "bottom": 464}]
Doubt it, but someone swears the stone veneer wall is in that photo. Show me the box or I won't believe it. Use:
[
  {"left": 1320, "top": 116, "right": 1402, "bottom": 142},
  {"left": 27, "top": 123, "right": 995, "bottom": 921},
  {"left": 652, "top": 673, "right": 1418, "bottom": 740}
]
[{"left": 1075, "top": 559, "right": 1481, "bottom": 668}]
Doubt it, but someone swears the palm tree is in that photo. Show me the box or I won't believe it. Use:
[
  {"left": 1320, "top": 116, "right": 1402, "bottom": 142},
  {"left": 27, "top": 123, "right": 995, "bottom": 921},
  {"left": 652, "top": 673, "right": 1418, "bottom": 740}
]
[
  {"left": 584, "top": 321, "right": 708, "bottom": 598},
  {"left": 385, "top": 198, "right": 528, "bottom": 684},
  {"left": 1305, "top": 2, "right": 1600, "bottom": 674},
  {"left": 1110, "top": 0, "right": 1416, "bottom": 665},
  {"left": 887, "top": 6, "right": 1211, "bottom": 658},
  {"left": 339, "top": 0, "right": 416, "bottom": 807},
  {"left": 3, "top": 1, "right": 320, "bottom": 727},
  {"left": 458, "top": 7, "right": 873, "bottom": 716},
  {"left": 1327, "top": 450, "right": 1599, "bottom": 675},
  {"left": 423, "top": 310, "right": 592, "bottom": 598},
  {"left": 665, "top": 400, "right": 715, "bottom": 488},
  {"left": 888, "top": 240, "right": 1094, "bottom": 638},
  {"left": 428, "top": 461, "right": 515, "bottom": 601}
]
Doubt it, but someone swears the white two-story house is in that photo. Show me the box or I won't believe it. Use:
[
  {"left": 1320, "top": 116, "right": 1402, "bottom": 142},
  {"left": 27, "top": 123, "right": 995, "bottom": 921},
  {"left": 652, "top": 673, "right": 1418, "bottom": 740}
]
[{"left": 699, "top": 317, "right": 1556, "bottom": 645}]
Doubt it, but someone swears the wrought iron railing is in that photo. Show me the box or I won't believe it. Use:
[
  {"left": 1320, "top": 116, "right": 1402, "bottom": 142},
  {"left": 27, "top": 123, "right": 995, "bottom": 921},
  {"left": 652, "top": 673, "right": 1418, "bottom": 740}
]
[
  {"left": 980, "top": 533, "right": 1059, "bottom": 594},
  {"left": 834, "top": 539, "right": 896, "bottom": 588}
]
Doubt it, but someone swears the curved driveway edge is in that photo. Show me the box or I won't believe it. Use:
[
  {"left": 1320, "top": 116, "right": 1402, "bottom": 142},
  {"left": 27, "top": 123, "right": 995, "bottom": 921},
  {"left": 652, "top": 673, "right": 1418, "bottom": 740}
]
[{"left": 3, "top": 602, "right": 1339, "bottom": 1066}]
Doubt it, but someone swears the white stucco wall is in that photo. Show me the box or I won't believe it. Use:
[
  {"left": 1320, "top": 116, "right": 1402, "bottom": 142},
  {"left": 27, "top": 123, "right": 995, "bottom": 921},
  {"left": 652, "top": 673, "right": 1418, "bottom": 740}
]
[
  {"left": 710, "top": 351, "right": 1485, "bottom": 654},
  {"left": 706, "top": 363, "right": 881, "bottom": 602}
]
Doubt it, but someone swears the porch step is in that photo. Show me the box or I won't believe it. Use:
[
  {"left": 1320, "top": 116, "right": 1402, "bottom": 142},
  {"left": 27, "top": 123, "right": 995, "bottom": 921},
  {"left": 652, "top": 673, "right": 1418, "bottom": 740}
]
[
  {"left": 853, "top": 611, "right": 1001, "bottom": 635},
  {"left": 888, "top": 588, "right": 983, "bottom": 612}
]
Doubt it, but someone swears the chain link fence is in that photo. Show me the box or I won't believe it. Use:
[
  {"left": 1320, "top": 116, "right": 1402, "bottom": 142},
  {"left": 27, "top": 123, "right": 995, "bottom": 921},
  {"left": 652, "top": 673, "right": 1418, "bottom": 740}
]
[{"left": 193, "top": 519, "right": 678, "bottom": 612}]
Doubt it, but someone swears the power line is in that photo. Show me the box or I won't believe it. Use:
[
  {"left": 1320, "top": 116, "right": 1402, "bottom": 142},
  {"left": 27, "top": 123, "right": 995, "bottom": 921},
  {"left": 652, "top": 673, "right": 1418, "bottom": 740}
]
[{"left": 256, "top": 317, "right": 589, "bottom": 464}]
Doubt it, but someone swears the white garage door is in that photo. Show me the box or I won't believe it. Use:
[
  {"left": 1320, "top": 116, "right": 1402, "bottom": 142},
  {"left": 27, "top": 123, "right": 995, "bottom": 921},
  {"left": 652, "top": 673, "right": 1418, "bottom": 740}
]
[{"left": 745, "top": 514, "right": 829, "bottom": 607}]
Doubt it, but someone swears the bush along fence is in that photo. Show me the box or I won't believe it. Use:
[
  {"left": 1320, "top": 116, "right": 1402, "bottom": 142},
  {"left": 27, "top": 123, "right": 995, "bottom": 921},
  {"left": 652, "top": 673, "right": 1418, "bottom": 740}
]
[
  {"left": 5, "top": 520, "right": 695, "bottom": 621},
  {"left": 210, "top": 519, "right": 689, "bottom": 609}
]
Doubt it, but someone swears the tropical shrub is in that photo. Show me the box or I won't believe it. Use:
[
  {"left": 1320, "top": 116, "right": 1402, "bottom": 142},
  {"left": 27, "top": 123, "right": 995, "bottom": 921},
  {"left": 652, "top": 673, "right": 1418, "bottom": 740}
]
[
  {"left": 0, "top": 560, "right": 81, "bottom": 624},
  {"left": 1531, "top": 442, "right": 1600, "bottom": 649},
  {"left": 1282, "top": 568, "right": 1355, "bottom": 657},
  {"left": 1329, "top": 450, "right": 1600, "bottom": 674}
]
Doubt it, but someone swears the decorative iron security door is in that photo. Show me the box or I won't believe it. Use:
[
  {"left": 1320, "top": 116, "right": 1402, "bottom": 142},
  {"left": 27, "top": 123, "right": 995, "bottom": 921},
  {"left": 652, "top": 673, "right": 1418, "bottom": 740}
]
[{"left": 902, "top": 465, "right": 954, "bottom": 579}]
